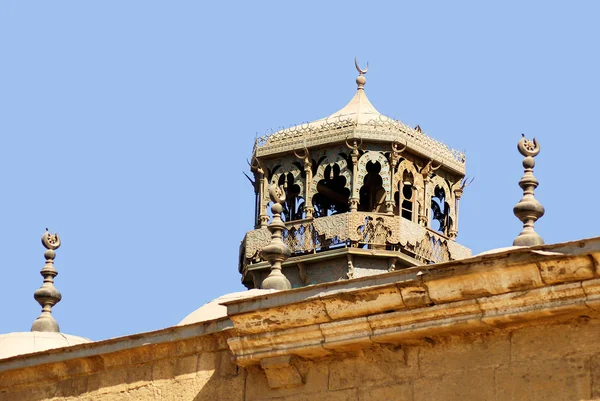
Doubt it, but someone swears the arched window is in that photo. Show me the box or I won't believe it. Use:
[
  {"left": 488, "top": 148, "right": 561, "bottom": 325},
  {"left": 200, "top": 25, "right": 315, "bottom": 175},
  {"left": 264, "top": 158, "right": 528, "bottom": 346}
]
[
  {"left": 401, "top": 170, "right": 415, "bottom": 221},
  {"left": 431, "top": 186, "right": 450, "bottom": 234},
  {"left": 278, "top": 172, "right": 305, "bottom": 222},
  {"left": 358, "top": 161, "right": 386, "bottom": 212},
  {"left": 312, "top": 163, "right": 350, "bottom": 217}
]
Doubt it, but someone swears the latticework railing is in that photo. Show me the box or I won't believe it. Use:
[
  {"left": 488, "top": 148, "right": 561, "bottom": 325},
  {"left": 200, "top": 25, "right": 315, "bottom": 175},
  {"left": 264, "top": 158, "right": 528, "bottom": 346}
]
[
  {"left": 413, "top": 231, "right": 451, "bottom": 264},
  {"left": 240, "top": 212, "right": 466, "bottom": 273}
]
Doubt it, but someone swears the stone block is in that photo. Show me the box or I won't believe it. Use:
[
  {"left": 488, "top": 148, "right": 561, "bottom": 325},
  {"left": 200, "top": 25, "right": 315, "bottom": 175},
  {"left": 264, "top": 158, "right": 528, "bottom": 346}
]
[
  {"left": 413, "top": 367, "right": 495, "bottom": 401},
  {"left": 425, "top": 263, "right": 543, "bottom": 303},
  {"left": 511, "top": 319, "right": 600, "bottom": 362},
  {"left": 246, "top": 362, "right": 329, "bottom": 401},
  {"left": 592, "top": 355, "right": 600, "bottom": 398},
  {"left": 323, "top": 287, "right": 405, "bottom": 320},
  {"left": 174, "top": 354, "right": 198, "bottom": 380},
  {"left": 321, "top": 317, "right": 373, "bottom": 352},
  {"left": 495, "top": 358, "right": 591, "bottom": 401},
  {"left": 583, "top": 278, "right": 600, "bottom": 311},
  {"left": 152, "top": 358, "right": 176, "bottom": 381},
  {"left": 269, "top": 388, "right": 359, "bottom": 401},
  {"left": 261, "top": 356, "right": 303, "bottom": 389},
  {"left": 96, "top": 366, "right": 128, "bottom": 392},
  {"left": 328, "top": 346, "right": 418, "bottom": 391},
  {"left": 358, "top": 383, "right": 412, "bottom": 401},
  {"left": 231, "top": 300, "right": 330, "bottom": 335},
  {"left": 399, "top": 285, "right": 432, "bottom": 308},
  {"left": 126, "top": 363, "right": 152, "bottom": 385},
  {"left": 418, "top": 332, "right": 510, "bottom": 376},
  {"left": 537, "top": 255, "right": 594, "bottom": 284},
  {"left": 218, "top": 350, "right": 239, "bottom": 377}
]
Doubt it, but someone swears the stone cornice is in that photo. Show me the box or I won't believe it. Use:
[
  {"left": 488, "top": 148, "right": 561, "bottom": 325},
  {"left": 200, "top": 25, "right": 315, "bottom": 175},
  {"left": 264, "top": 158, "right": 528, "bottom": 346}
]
[
  {"left": 0, "top": 317, "right": 232, "bottom": 375},
  {"left": 226, "top": 237, "right": 600, "bottom": 366}
]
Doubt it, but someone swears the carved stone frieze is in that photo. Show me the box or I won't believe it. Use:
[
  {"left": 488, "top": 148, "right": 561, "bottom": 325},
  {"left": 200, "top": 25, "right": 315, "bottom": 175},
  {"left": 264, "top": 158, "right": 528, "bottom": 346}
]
[
  {"left": 312, "top": 214, "right": 348, "bottom": 240},
  {"left": 244, "top": 228, "right": 271, "bottom": 260},
  {"left": 398, "top": 219, "right": 427, "bottom": 247}
]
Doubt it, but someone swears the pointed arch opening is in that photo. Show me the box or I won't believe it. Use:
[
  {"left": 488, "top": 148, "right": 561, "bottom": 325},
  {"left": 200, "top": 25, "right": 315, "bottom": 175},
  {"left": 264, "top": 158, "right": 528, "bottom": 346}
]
[
  {"left": 277, "top": 172, "right": 305, "bottom": 222},
  {"left": 312, "top": 163, "right": 350, "bottom": 217},
  {"left": 430, "top": 185, "right": 450, "bottom": 235},
  {"left": 358, "top": 161, "right": 386, "bottom": 213}
]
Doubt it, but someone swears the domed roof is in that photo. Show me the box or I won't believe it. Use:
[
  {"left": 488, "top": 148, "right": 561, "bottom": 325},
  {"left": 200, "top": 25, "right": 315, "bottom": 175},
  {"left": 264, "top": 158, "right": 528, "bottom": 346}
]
[
  {"left": 0, "top": 331, "right": 91, "bottom": 360},
  {"left": 253, "top": 61, "right": 467, "bottom": 175},
  {"left": 177, "top": 289, "right": 278, "bottom": 326}
]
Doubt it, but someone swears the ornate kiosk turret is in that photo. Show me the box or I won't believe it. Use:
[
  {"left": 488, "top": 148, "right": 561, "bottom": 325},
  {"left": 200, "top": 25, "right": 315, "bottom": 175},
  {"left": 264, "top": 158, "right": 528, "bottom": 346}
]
[{"left": 240, "top": 61, "right": 472, "bottom": 289}]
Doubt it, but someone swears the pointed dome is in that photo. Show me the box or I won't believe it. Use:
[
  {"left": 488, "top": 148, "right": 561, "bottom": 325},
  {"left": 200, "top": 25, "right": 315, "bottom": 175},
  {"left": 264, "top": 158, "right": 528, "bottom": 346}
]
[
  {"left": 255, "top": 61, "right": 466, "bottom": 175},
  {"left": 325, "top": 87, "right": 383, "bottom": 125}
]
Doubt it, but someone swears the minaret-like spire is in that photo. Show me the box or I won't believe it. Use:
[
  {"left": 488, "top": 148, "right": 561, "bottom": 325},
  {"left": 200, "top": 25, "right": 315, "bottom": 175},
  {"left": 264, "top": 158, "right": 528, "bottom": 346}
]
[
  {"left": 261, "top": 185, "right": 292, "bottom": 290},
  {"left": 31, "top": 229, "right": 63, "bottom": 332},
  {"left": 355, "top": 57, "right": 368, "bottom": 90},
  {"left": 513, "top": 135, "right": 545, "bottom": 246}
]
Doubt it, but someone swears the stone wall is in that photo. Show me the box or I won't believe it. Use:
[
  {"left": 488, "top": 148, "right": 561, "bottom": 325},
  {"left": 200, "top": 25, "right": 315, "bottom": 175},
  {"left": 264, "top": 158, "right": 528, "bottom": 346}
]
[
  {"left": 0, "top": 331, "right": 243, "bottom": 401},
  {"left": 2, "top": 238, "right": 600, "bottom": 400},
  {"left": 245, "top": 317, "right": 600, "bottom": 401},
  {"left": 2, "top": 317, "right": 600, "bottom": 400}
]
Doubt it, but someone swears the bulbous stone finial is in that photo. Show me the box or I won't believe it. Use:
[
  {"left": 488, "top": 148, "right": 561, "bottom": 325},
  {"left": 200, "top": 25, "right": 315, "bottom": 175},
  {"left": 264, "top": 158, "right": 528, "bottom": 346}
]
[
  {"left": 513, "top": 135, "right": 545, "bottom": 246},
  {"left": 261, "top": 185, "right": 292, "bottom": 290},
  {"left": 31, "top": 229, "right": 63, "bottom": 332}
]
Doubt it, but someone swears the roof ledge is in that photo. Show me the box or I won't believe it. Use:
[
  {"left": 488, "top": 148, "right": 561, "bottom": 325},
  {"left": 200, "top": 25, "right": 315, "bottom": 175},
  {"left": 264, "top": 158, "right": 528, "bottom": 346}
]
[{"left": 226, "top": 236, "right": 600, "bottom": 366}]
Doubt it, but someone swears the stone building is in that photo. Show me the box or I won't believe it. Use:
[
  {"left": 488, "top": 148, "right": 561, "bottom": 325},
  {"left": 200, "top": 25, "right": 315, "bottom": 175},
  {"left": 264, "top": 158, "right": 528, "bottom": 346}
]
[{"left": 1, "top": 62, "right": 600, "bottom": 401}]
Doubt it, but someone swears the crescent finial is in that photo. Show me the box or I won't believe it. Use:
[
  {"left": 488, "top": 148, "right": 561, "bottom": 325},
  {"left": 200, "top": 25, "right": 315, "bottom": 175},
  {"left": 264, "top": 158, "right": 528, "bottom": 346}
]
[
  {"left": 41, "top": 229, "right": 61, "bottom": 250},
  {"left": 268, "top": 184, "right": 286, "bottom": 205},
  {"left": 517, "top": 134, "right": 541, "bottom": 157},
  {"left": 354, "top": 57, "right": 368, "bottom": 75}
]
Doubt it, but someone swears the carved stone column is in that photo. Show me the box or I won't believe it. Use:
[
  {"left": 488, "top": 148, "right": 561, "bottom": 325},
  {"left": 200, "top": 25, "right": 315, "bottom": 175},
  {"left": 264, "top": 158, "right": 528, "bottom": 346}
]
[
  {"left": 254, "top": 160, "right": 270, "bottom": 228},
  {"left": 387, "top": 141, "right": 406, "bottom": 215},
  {"left": 303, "top": 157, "right": 314, "bottom": 219},
  {"left": 448, "top": 187, "right": 462, "bottom": 240},
  {"left": 418, "top": 160, "right": 441, "bottom": 227},
  {"left": 348, "top": 140, "right": 360, "bottom": 212},
  {"left": 419, "top": 175, "right": 430, "bottom": 227}
]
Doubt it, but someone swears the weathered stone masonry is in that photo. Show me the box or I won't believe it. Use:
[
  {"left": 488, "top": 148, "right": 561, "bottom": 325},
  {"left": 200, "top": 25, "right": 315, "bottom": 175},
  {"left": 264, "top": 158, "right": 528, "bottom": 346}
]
[{"left": 2, "top": 237, "right": 600, "bottom": 401}]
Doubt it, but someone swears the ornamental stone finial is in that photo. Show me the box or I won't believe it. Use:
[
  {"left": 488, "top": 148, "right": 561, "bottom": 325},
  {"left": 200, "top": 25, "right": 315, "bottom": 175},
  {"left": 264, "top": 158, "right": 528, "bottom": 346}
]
[
  {"left": 354, "top": 57, "right": 368, "bottom": 90},
  {"left": 31, "top": 229, "right": 63, "bottom": 332},
  {"left": 513, "top": 135, "right": 545, "bottom": 246},
  {"left": 260, "top": 185, "right": 292, "bottom": 290}
]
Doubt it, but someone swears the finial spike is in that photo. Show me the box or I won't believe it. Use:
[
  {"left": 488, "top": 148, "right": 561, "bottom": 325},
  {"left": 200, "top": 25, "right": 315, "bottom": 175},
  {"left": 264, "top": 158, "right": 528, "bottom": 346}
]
[
  {"left": 260, "top": 185, "right": 292, "bottom": 290},
  {"left": 31, "top": 229, "right": 62, "bottom": 332},
  {"left": 513, "top": 135, "right": 545, "bottom": 246}
]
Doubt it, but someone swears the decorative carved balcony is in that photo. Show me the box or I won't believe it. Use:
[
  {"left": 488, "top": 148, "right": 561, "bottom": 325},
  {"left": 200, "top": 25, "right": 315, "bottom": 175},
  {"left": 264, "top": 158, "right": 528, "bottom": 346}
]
[{"left": 240, "top": 212, "right": 471, "bottom": 276}]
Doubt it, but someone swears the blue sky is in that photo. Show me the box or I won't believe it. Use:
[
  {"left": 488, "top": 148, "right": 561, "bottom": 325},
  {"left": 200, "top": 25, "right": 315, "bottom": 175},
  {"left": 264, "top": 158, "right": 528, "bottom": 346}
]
[{"left": 1, "top": 2, "right": 598, "bottom": 340}]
